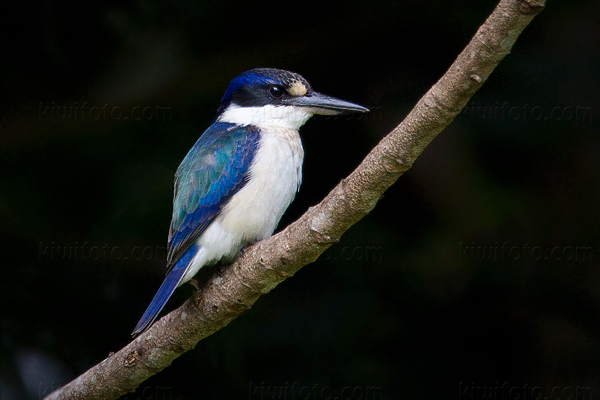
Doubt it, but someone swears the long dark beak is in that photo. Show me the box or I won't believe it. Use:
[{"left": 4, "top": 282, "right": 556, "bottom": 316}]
[{"left": 287, "top": 92, "right": 369, "bottom": 115}]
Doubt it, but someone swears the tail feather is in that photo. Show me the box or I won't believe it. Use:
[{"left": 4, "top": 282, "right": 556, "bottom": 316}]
[{"left": 132, "top": 244, "right": 198, "bottom": 336}]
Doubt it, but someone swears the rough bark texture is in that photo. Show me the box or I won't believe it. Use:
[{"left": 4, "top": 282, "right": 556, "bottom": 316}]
[{"left": 46, "top": 1, "right": 546, "bottom": 398}]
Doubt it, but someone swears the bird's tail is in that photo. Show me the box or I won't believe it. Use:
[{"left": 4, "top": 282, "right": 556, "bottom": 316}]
[{"left": 132, "top": 244, "right": 199, "bottom": 336}]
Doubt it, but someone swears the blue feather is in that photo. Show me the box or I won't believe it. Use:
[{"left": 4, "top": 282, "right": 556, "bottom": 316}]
[
  {"left": 132, "top": 243, "right": 199, "bottom": 336},
  {"left": 166, "top": 122, "right": 260, "bottom": 274},
  {"left": 218, "top": 71, "right": 278, "bottom": 113}
]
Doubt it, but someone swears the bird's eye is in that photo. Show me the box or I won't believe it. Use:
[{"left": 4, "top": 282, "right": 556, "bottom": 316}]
[{"left": 269, "top": 85, "right": 284, "bottom": 98}]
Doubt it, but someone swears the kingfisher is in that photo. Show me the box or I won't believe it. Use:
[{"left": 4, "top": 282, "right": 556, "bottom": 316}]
[{"left": 132, "top": 68, "right": 368, "bottom": 336}]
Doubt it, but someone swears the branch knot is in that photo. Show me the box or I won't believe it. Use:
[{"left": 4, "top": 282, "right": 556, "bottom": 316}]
[
  {"left": 517, "top": 0, "right": 545, "bottom": 15},
  {"left": 381, "top": 154, "right": 413, "bottom": 174}
]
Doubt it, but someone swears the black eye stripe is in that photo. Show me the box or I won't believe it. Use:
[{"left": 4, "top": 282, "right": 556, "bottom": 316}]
[{"left": 269, "top": 85, "right": 284, "bottom": 98}]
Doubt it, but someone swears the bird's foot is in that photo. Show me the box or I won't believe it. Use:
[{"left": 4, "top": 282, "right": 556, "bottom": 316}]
[
  {"left": 238, "top": 241, "right": 257, "bottom": 258},
  {"left": 188, "top": 278, "right": 200, "bottom": 290}
]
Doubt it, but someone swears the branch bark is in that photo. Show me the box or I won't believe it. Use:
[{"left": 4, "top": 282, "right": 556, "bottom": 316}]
[{"left": 46, "top": 1, "right": 546, "bottom": 398}]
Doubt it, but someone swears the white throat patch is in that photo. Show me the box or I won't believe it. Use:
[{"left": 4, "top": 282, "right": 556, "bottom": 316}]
[{"left": 218, "top": 105, "right": 313, "bottom": 131}]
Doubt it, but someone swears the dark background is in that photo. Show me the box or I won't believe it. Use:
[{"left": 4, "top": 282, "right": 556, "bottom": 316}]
[{"left": 2, "top": 0, "right": 599, "bottom": 399}]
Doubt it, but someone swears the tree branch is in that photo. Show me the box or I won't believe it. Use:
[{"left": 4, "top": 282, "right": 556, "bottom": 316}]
[{"left": 46, "top": 1, "right": 546, "bottom": 398}]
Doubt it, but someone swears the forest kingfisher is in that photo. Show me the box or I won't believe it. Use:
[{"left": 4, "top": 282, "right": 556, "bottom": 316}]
[{"left": 133, "top": 68, "right": 368, "bottom": 336}]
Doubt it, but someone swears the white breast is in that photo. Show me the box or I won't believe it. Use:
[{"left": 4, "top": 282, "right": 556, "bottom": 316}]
[{"left": 220, "top": 126, "right": 304, "bottom": 241}]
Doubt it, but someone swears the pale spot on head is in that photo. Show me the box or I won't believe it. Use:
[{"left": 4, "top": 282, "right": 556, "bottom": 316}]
[{"left": 287, "top": 80, "right": 307, "bottom": 97}]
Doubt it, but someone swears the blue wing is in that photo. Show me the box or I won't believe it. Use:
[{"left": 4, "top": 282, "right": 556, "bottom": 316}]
[
  {"left": 166, "top": 122, "right": 261, "bottom": 273},
  {"left": 132, "top": 122, "right": 260, "bottom": 336}
]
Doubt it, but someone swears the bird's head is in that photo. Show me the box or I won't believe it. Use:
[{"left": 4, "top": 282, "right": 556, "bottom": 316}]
[{"left": 217, "top": 68, "right": 368, "bottom": 130}]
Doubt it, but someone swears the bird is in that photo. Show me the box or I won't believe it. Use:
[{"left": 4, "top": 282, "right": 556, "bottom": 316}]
[{"left": 132, "top": 68, "right": 368, "bottom": 336}]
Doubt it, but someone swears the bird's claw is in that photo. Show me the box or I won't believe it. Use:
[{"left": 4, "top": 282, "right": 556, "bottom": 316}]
[{"left": 188, "top": 278, "right": 200, "bottom": 290}]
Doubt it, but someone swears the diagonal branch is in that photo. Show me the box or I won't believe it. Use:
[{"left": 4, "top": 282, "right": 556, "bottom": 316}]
[{"left": 46, "top": 1, "right": 546, "bottom": 398}]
